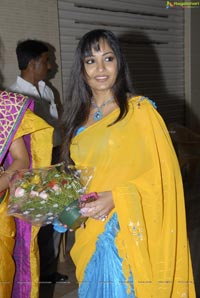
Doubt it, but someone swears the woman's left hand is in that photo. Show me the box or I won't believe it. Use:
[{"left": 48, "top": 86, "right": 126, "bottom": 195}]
[{"left": 80, "top": 191, "right": 114, "bottom": 221}]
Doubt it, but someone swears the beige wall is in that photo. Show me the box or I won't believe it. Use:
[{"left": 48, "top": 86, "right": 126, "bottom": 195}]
[{"left": 0, "top": 0, "right": 63, "bottom": 101}]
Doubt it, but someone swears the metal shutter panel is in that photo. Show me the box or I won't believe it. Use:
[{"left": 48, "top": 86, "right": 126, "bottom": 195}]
[{"left": 58, "top": 0, "right": 185, "bottom": 124}]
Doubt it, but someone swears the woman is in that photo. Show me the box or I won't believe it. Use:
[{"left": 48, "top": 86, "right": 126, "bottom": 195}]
[
  {"left": 61, "top": 30, "right": 195, "bottom": 297},
  {"left": 0, "top": 90, "right": 53, "bottom": 297}
]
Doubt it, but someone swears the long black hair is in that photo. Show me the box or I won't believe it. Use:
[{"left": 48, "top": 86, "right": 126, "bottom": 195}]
[{"left": 61, "top": 29, "right": 134, "bottom": 163}]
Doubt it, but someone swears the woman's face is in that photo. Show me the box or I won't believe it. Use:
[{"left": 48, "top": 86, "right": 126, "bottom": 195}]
[{"left": 83, "top": 39, "right": 118, "bottom": 95}]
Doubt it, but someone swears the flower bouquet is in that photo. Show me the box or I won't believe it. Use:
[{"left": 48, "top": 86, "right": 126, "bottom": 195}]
[{"left": 7, "top": 162, "right": 94, "bottom": 229}]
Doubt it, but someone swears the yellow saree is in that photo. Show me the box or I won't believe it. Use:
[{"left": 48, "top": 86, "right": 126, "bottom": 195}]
[
  {"left": 12, "top": 109, "right": 53, "bottom": 298},
  {"left": 0, "top": 90, "right": 53, "bottom": 298},
  {"left": 70, "top": 96, "right": 195, "bottom": 297},
  {"left": 0, "top": 190, "right": 15, "bottom": 298}
]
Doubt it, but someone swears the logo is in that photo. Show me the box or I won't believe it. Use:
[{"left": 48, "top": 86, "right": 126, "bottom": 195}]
[{"left": 166, "top": 1, "right": 200, "bottom": 8}]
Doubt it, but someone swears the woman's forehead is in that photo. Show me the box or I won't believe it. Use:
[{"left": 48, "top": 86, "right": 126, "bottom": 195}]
[{"left": 84, "top": 39, "right": 112, "bottom": 56}]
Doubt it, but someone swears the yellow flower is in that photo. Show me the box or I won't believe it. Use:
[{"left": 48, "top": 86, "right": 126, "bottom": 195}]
[
  {"left": 30, "top": 174, "right": 41, "bottom": 184},
  {"left": 21, "top": 182, "right": 29, "bottom": 188}
]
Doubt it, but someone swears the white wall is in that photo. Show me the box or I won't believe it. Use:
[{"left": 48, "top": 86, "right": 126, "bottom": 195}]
[{"left": 0, "top": 0, "right": 63, "bottom": 101}]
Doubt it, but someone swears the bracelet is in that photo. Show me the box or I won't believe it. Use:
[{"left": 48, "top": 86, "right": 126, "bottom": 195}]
[{"left": 0, "top": 189, "right": 6, "bottom": 203}]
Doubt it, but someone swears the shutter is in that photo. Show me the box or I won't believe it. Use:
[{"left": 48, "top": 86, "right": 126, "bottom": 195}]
[{"left": 58, "top": 0, "right": 185, "bottom": 124}]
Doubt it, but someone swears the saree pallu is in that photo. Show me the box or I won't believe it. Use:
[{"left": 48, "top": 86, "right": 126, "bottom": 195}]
[
  {"left": 12, "top": 109, "right": 53, "bottom": 298},
  {"left": 70, "top": 96, "right": 196, "bottom": 297},
  {"left": 0, "top": 190, "right": 15, "bottom": 298},
  {"left": 0, "top": 91, "right": 53, "bottom": 298}
]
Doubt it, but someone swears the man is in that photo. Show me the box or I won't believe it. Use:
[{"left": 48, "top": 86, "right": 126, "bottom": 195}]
[
  {"left": 9, "top": 39, "right": 68, "bottom": 284},
  {"left": 9, "top": 39, "right": 61, "bottom": 152}
]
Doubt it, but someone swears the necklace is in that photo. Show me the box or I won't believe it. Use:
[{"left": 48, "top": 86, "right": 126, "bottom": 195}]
[{"left": 91, "top": 96, "right": 114, "bottom": 121}]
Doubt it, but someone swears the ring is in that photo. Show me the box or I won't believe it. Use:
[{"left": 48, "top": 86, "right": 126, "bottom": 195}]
[
  {"left": 94, "top": 212, "right": 100, "bottom": 219},
  {"left": 98, "top": 215, "right": 108, "bottom": 222},
  {"left": 0, "top": 166, "right": 5, "bottom": 177}
]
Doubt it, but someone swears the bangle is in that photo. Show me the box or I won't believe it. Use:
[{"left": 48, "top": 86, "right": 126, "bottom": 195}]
[
  {"left": 0, "top": 166, "right": 5, "bottom": 177},
  {"left": 0, "top": 189, "right": 6, "bottom": 203}
]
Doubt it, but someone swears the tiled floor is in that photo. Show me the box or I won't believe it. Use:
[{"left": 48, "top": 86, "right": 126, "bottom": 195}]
[
  {"left": 39, "top": 253, "right": 78, "bottom": 298},
  {"left": 55, "top": 253, "right": 78, "bottom": 298},
  {"left": 39, "top": 232, "right": 78, "bottom": 298}
]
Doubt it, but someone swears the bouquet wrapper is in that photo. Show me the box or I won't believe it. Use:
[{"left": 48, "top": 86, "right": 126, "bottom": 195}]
[
  {"left": 58, "top": 192, "right": 99, "bottom": 230},
  {"left": 58, "top": 200, "right": 86, "bottom": 230},
  {"left": 7, "top": 162, "right": 94, "bottom": 229}
]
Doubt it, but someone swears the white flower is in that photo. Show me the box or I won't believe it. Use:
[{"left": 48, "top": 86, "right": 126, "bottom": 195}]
[
  {"left": 23, "top": 211, "right": 30, "bottom": 215},
  {"left": 52, "top": 184, "right": 61, "bottom": 194},
  {"left": 30, "top": 190, "right": 39, "bottom": 196},
  {"left": 40, "top": 200, "right": 46, "bottom": 204},
  {"left": 39, "top": 191, "right": 48, "bottom": 199},
  {"left": 15, "top": 187, "right": 25, "bottom": 197},
  {"left": 52, "top": 184, "right": 59, "bottom": 190},
  {"left": 48, "top": 216, "right": 54, "bottom": 220},
  {"left": 45, "top": 221, "right": 52, "bottom": 225},
  {"left": 53, "top": 203, "right": 58, "bottom": 208}
]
